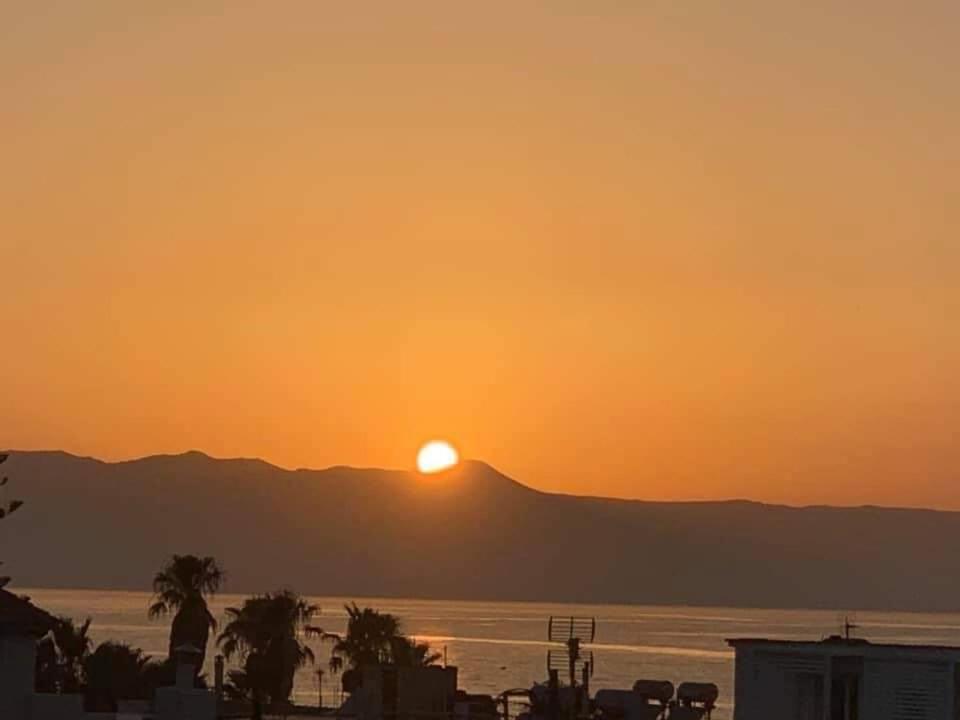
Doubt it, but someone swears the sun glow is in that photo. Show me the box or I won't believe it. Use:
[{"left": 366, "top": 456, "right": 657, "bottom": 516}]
[{"left": 417, "top": 441, "right": 459, "bottom": 474}]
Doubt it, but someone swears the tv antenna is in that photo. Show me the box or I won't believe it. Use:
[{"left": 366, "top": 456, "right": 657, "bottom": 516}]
[
  {"left": 547, "top": 616, "right": 596, "bottom": 688},
  {"left": 843, "top": 614, "right": 860, "bottom": 641}
]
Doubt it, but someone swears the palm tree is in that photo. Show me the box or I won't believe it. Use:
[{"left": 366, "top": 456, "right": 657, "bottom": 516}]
[
  {"left": 327, "top": 604, "right": 440, "bottom": 675},
  {"left": 148, "top": 554, "right": 224, "bottom": 672},
  {"left": 54, "top": 617, "right": 94, "bottom": 691},
  {"left": 82, "top": 641, "right": 162, "bottom": 711},
  {"left": 36, "top": 616, "right": 93, "bottom": 693},
  {"left": 328, "top": 603, "right": 401, "bottom": 672},
  {"left": 389, "top": 635, "right": 442, "bottom": 668},
  {"left": 217, "top": 589, "right": 320, "bottom": 712}
]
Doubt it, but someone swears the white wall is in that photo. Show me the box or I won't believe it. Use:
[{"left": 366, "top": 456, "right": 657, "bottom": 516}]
[
  {"left": 861, "top": 659, "right": 952, "bottom": 720},
  {"left": 28, "top": 693, "right": 84, "bottom": 720},
  {"left": 0, "top": 635, "right": 38, "bottom": 720},
  {"left": 154, "top": 687, "right": 216, "bottom": 720},
  {"left": 733, "top": 649, "right": 827, "bottom": 720},
  {"left": 734, "top": 647, "right": 959, "bottom": 720}
]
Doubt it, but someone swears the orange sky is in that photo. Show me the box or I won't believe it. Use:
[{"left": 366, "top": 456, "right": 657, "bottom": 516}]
[{"left": 2, "top": 2, "right": 958, "bottom": 508}]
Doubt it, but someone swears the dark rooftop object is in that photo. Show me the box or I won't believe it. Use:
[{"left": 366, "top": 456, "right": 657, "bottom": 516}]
[
  {"left": 174, "top": 643, "right": 203, "bottom": 655},
  {"left": 0, "top": 589, "right": 57, "bottom": 637},
  {"left": 727, "top": 637, "right": 960, "bottom": 654},
  {"left": 822, "top": 634, "right": 869, "bottom": 645}
]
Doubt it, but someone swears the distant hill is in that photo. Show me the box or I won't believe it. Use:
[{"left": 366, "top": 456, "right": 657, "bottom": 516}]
[{"left": 3, "top": 450, "right": 959, "bottom": 612}]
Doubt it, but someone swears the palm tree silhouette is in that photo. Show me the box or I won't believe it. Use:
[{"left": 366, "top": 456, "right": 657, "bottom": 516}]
[
  {"left": 328, "top": 603, "right": 440, "bottom": 672},
  {"left": 389, "top": 635, "right": 442, "bottom": 667},
  {"left": 328, "top": 603, "right": 400, "bottom": 672},
  {"left": 36, "top": 616, "right": 93, "bottom": 693},
  {"left": 217, "top": 589, "right": 320, "bottom": 716},
  {"left": 148, "top": 554, "right": 224, "bottom": 672},
  {"left": 82, "top": 641, "right": 163, "bottom": 711}
]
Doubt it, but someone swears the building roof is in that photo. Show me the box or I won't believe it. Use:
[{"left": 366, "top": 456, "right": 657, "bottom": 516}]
[
  {"left": 0, "top": 589, "right": 57, "bottom": 637},
  {"left": 727, "top": 636, "right": 960, "bottom": 660}
]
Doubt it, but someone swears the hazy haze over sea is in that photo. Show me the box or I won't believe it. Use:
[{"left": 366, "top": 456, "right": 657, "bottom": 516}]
[{"left": 20, "top": 589, "right": 960, "bottom": 720}]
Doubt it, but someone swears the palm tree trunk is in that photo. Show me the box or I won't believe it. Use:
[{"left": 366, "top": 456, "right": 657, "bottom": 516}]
[{"left": 170, "top": 604, "right": 211, "bottom": 675}]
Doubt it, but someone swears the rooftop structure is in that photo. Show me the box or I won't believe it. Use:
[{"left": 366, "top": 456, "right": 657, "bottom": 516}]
[
  {"left": 0, "top": 589, "right": 56, "bottom": 637},
  {"left": 0, "top": 589, "right": 215, "bottom": 720},
  {"left": 728, "top": 635, "right": 960, "bottom": 720},
  {"left": 341, "top": 664, "right": 459, "bottom": 720}
]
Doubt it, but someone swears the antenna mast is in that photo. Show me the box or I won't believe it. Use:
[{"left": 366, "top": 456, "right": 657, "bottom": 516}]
[
  {"left": 844, "top": 615, "right": 859, "bottom": 640},
  {"left": 547, "top": 616, "right": 596, "bottom": 687}
]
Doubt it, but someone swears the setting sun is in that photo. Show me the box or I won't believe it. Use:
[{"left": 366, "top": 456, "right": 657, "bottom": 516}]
[{"left": 417, "top": 441, "right": 459, "bottom": 474}]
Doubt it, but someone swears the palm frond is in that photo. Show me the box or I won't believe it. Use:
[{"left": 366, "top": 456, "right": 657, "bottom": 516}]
[{"left": 147, "top": 600, "right": 168, "bottom": 620}]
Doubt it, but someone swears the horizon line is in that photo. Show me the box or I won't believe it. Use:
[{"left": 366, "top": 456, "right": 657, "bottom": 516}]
[{"left": 4, "top": 446, "right": 954, "bottom": 515}]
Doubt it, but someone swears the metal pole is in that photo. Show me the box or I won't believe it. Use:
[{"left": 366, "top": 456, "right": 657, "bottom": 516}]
[
  {"left": 582, "top": 663, "right": 590, "bottom": 707},
  {"left": 549, "top": 669, "right": 560, "bottom": 720}
]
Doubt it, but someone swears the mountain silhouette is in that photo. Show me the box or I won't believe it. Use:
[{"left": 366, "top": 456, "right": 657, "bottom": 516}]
[{"left": 4, "top": 450, "right": 959, "bottom": 612}]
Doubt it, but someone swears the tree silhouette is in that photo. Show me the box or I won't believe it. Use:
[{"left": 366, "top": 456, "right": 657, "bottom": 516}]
[
  {"left": 0, "top": 453, "right": 25, "bottom": 589},
  {"left": 35, "top": 616, "right": 93, "bottom": 693},
  {"left": 217, "top": 589, "right": 320, "bottom": 714},
  {"left": 82, "top": 641, "right": 164, "bottom": 711},
  {"left": 389, "top": 635, "right": 442, "bottom": 668},
  {"left": 328, "top": 603, "right": 399, "bottom": 671},
  {"left": 327, "top": 603, "right": 439, "bottom": 672},
  {"left": 148, "top": 554, "right": 224, "bottom": 673},
  {"left": 223, "top": 667, "right": 257, "bottom": 702}
]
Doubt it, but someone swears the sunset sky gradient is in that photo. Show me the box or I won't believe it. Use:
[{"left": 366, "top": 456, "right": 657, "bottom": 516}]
[{"left": 2, "top": 2, "right": 957, "bottom": 507}]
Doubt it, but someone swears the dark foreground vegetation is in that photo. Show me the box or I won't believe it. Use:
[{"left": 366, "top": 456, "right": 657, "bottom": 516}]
[{"left": 30, "top": 553, "right": 438, "bottom": 717}]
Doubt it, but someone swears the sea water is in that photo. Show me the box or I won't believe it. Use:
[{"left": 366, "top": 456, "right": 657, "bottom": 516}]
[{"left": 21, "top": 588, "right": 960, "bottom": 720}]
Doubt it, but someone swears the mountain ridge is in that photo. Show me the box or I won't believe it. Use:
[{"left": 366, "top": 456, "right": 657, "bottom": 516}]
[
  {"left": 5, "top": 448, "right": 949, "bottom": 513},
  {"left": 4, "top": 449, "right": 960, "bottom": 612}
]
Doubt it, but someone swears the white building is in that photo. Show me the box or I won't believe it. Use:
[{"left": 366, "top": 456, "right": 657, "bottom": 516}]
[
  {"left": 0, "top": 589, "right": 215, "bottom": 720},
  {"left": 0, "top": 588, "right": 58, "bottom": 720},
  {"left": 728, "top": 636, "right": 960, "bottom": 720}
]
